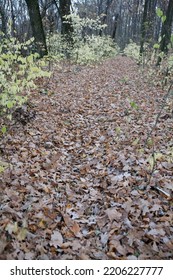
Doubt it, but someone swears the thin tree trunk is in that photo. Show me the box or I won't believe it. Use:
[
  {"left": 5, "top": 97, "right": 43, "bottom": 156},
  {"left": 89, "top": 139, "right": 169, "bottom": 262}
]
[
  {"left": 25, "top": 0, "right": 47, "bottom": 57},
  {"left": 0, "top": 6, "right": 7, "bottom": 35},
  {"left": 140, "top": 0, "right": 149, "bottom": 55},
  {"left": 59, "top": 0, "right": 73, "bottom": 42},
  {"left": 10, "top": 0, "right": 16, "bottom": 36},
  {"left": 158, "top": 0, "right": 173, "bottom": 63}
]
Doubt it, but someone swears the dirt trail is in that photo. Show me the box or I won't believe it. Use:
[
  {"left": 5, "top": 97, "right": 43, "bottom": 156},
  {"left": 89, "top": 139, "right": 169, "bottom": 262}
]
[{"left": 0, "top": 56, "right": 172, "bottom": 260}]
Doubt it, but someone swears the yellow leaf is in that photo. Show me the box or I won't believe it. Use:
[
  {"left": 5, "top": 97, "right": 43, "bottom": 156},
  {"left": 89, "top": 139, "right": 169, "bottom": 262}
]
[
  {"left": 132, "top": 137, "right": 139, "bottom": 146},
  {"left": 0, "top": 166, "right": 4, "bottom": 173},
  {"left": 115, "top": 126, "right": 121, "bottom": 134},
  {"left": 137, "top": 148, "right": 144, "bottom": 154},
  {"left": 154, "top": 152, "right": 164, "bottom": 161},
  {"left": 148, "top": 156, "right": 154, "bottom": 170},
  {"left": 48, "top": 91, "right": 55, "bottom": 96},
  {"left": 147, "top": 138, "right": 153, "bottom": 147},
  {"left": 5, "top": 222, "right": 18, "bottom": 234},
  {"left": 17, "top": 228, "right": 27, "bottom": 241},
  {"left": 38, "top": 220, "right": 47, "bottom": 229}
]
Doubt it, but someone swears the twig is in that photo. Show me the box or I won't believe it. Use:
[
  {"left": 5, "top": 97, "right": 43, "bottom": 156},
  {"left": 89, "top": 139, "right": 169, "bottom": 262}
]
[
  {"left": 145, "top": 81, "right": 173, "bottom": 144},
  {"left": 144, "top": 81, "right": 173, "bottom": 187}
]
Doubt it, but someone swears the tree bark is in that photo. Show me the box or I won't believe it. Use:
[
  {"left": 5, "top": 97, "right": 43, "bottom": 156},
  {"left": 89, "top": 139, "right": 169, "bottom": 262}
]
[
  {"left": 98, "top": 0, "right": 113, "bottom": 36},
  {"left": 0, "top": 5, "right": 7, "bottom": 35},
  {"left": 159, "top": 0, "right": 173, "bottom": 55},
  {"left": 25, "top": 0, "right": 47, "bottom": 57},
  {"left": 59, "top": 0, "right": 73, "bottom": 42},
  {"left": 111, "top": 14, "right": 119, "bottom": 40},
  {"left": 139, "top": 0, "right": 149, "bottom": 55}
]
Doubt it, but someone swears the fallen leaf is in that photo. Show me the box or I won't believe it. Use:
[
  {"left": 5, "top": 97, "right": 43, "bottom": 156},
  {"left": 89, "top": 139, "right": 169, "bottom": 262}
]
[
  {"left": 50, "top": 231, "right": 63, "bottom": 247},
  {"left": 105, "top": 208, "right": 122, "bottom": 222},
  {"left": 62, "top": 214, "right": 82, "bottom": 238}
]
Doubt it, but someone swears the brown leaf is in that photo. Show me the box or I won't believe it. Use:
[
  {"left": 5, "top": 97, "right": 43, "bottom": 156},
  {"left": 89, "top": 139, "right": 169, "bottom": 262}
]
[
  {"left": 105, "top": 207, "right": 122, "bottom": 222},
  {"left": 62, "top": 214, "right": 82, "bottom": 238},
  {"left": 109, "top": 240, "right": 127, "bottom": 256},
  {"left": 50, "top": 231, "right": 63, "bottom": 247},
  {"left": 147, "top": 228, "right": 165, "bottom": 236},
  {"left": 0, "top": 235, "right": 8, "bottom": 255}
]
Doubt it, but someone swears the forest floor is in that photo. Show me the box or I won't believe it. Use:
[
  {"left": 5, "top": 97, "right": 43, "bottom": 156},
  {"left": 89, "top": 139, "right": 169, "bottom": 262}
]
[{"left": 0, "top": 56, "right": 173, "bottom": 260}]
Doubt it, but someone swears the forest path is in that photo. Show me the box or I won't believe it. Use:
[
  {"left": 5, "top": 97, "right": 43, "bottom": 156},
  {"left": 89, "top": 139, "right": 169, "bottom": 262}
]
[{"left": 0, "top": 56, "right": 173, "bottom": 260}]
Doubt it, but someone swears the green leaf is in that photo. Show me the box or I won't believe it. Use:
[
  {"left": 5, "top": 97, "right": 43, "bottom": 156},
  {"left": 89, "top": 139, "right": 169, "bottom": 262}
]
[
  {"left": 0, "top": 166, "right": 4, "bottom": 173},
  {"left": 1, "top": 126, "right": 7, "bottom": 134},
  {"left": 153, "top": 43, "right": 160, "bottom": 49},
  {"left": 161, "top": 15, "right": 166, "bottom": 23},
  {"left": 156, "top": 8, "right": 163, "bottom": 18},
  {"left": 7, "top": 101, "right": 13, "bottom": 109},
  {"left": 130, "top": 101, "right": 138, "bottom": 109}
]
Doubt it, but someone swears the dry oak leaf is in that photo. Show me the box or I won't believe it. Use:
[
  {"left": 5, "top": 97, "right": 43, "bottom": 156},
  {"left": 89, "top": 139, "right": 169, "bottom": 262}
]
[
  {"left": 105, "top": 207, "right": 122, "bottom": 222},
  {"left": 50, "top": 231, "right": 63, "bottom": 248},
  {"left": 162, "top": 237, "right": 173, "bottom": 250},
  {"left": 0, "top": 235, "right": 8, "bottom": 255},
  {"left": 109, "top": 240, "right": 127, "bottom": 256},
  {"left": 62, "top": 213, "right": 82, "bottom": 238},
  {"left": 147, "top": 228, "right": 165, "bottom": 236}
]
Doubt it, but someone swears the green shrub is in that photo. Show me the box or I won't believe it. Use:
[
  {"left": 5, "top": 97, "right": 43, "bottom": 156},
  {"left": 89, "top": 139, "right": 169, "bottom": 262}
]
[
  {"left": 72, "top": 34, "right": 119, "bottom": 64},
  {"left": 47, "top": 14, "right": 119, "bottom": 64},
  {"left": 0, "top": 34, "right": 50, "bottom": 128},
  {"left": 123, "top": 41, "right": 140, "bottom": 60},
  {"left": 47, "top": 33, "right": 68, "bottom": 60}
]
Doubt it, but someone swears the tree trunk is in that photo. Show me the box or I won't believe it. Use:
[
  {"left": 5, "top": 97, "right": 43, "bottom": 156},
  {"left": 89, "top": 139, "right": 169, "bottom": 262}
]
[
  {"left": 98, "top": 0, "right": 113, "bottom": 36},
  {"left": 147, "top": 0, "right": 157, "bottom": 43},
  {"left": 59, "top": 0, "right": 73, "bottom": 42},
  {"left": 10, "top": 0, "right": 16, "bottom": 36},
  {"left": 25, "top": 0, "right": 47, "bottom": 57},
  {"left": 159, "top": 0, "right": 173, "bottom": 55},
  {"left": 139, "top": 0, "right": 149, "bottom": 55},
  {"left": 111, "top": 14, "right": 119, "bottom": 40},
  {"left": 0, "top": 6, "right": 7, "bottom": 35}
]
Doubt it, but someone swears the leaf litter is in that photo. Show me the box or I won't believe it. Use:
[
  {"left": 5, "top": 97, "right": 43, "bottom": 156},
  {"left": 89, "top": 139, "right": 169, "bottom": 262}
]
[{"left": 0, "top": 56, "right": 173, "bottom": 260}]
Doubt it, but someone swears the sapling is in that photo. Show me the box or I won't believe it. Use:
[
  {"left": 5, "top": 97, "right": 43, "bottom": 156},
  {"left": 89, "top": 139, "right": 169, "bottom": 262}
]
[{"left": 0, "top": 33, "right": 50, "bottom": 132}]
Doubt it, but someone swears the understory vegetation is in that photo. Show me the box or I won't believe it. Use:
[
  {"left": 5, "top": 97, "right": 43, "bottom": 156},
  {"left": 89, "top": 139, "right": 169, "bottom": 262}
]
[{"left": 47, "top": 14, "right": 119, "bottom": 64}]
